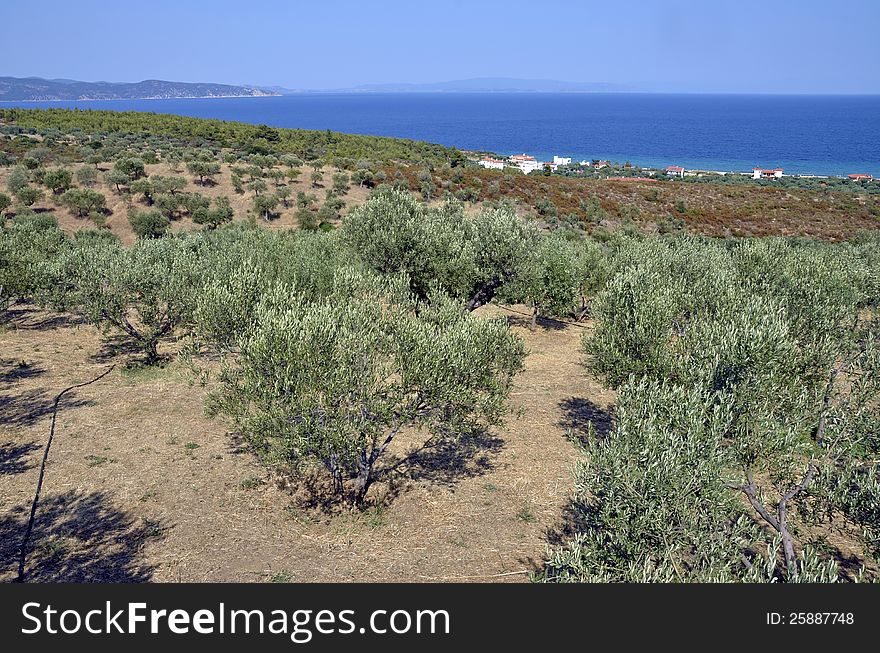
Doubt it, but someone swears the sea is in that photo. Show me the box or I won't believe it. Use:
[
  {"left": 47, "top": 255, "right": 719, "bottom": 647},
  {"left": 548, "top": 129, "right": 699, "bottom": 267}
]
[{"left": 4, "top": 93, "right": 879, "bottom": 177}]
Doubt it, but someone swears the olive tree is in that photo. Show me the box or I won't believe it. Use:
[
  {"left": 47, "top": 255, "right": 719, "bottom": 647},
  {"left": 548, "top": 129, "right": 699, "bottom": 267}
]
[
  {"left": 191, "top": 229, "right": 358, "bottom": 354},
  {"left": 6, "top": 167, "right": 30, "bottom": 194},
  {"left": 113, "top": 157, "right": 146, "bottom": 183},
  {"left": 192, "top": 196, "right": 234, "bottom": 229},
  {"left": 187, "top": 160, "right": 221, "bottom": 186},
  {"left": 43, "top": 167, "right": 72, "bottom": 194},
  {"left": 207, "top": 278, "right": 525, "bottom": 504},
  {"left": 253, "top": 193, "right": 279, "bottom": 221},
  {"left": 501, "top": 234, "right": 583, "bottom": 327},
  {"left": 105, "top": 168, "right": 132, "bottom": 193},
  {"left": 343, "top": 188, "right": 537, "bottom": 310},
  {"left": 128, "top": 210, "right": 171, "bottom": 239},
  {"left": 0, "top": 221, "right": 67, "bottom": 317},
  {"left": 15, "top": 186, "right": 43, "bottom": 208},
  {"left": 154, "top": 175, "right": 187, "bottom": 195},
  {"left": 554, "top": 237, "right": 880, "bottom": 582},
  {"left": 539, "top": 378, "right": 841, "bottom": 583},
  {"left": 60, "top": 188, "right": 106, "bottom": 217},
  {"left": 332, "top": 172, "right": 349, "bottom": 193},
  {"left": 56, "top": 236, "right": 204, "bottom": 363},
  {"left": 76, "top": 166, "right": 98, "bottom": 187}
]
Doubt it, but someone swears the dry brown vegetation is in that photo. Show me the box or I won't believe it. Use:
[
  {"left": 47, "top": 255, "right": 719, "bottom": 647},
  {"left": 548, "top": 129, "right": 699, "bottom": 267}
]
[
  {"left": 4, "top": 158, "right": 878, "bottom": 245},
  {"left": 423, "top": 167, "right": 880, "bottom": 241}
]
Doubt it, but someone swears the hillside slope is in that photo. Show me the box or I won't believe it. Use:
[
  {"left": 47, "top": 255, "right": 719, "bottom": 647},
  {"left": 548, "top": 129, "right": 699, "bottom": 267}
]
[{"left": 0, "top": 77, "right": 278, "bottom": 101}]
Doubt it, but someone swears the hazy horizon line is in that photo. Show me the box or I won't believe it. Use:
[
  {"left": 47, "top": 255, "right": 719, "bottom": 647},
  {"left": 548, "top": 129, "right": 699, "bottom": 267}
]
[{"left": 4, "top": 75, "right": 878, "bottom": 97}]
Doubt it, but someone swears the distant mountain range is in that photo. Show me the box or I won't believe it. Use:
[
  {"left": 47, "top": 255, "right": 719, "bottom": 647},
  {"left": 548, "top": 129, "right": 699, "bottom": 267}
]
[
  {"left": 270, "top": 77, "right": 634, "bottom": 94},
  {"left": 0, "top": 76, "right": 632, "bottom": 101},
  {"left": 0, "top": 77, "right": 279, "bottom": 101}
]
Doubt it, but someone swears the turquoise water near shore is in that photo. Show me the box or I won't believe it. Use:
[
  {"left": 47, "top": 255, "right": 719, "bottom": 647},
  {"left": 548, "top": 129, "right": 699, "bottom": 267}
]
[{"left": 5, "top": 93, "right": 879, "bottom": 177}]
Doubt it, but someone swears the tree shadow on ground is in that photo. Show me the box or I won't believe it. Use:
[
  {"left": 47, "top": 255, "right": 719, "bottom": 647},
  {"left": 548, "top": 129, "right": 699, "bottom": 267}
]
[
  {"left": 4, "top": 306, "right": 86, "bottom": 331},
  {"left": 89, "top": 335, "right": 145, "bottom": 363},
  {"left": 0, "top": 490, "right": 165, "bottom": 582},
  {"left": 515, "top": 496, "right": 601, "bottom": 577},
  {"left": 542, "top": 496, "right": 599, "bottom": 548},
  {"left": 0, "top": 360, "right": 46, "bottom": 384},
  {"left": 557, "top": 396, "right": 613, "bottom": 446},
  {"left": 0, "top": 388, "right": 92, "bottom": 429},
  {"left": 504, "top": 313, "right": 568, "bottom": 332},
  {"left": 384, "top": 426, "right": 504, "bottom": 487},
  {"left": 523, "top": 398, "right": 614, "bottom": 572},
  {"left": 0, "top": 440, "right": 40, "bottom": 475},
  {"left": 286, "top": 426, "right": 505, "bottom": 512},
  {"left": 830, "top": 549, "right": 869, "bottom": 581}
]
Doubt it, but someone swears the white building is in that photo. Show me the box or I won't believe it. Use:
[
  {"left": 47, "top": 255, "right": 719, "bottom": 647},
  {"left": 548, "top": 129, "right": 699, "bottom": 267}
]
[
  {"left": 478, "top": 157, "right": 505, "bottom": 170},
  {"left": 553, "top": 155, "right": 572, "bottom": 166},
  {"left": 666, "top": 165, "right": 685, "bottom": 178},
  {"left": 508, "top": 154, "right": 542, "bottom": 174},
  {"left": 752, "top": 168, "right": 784, "bottom": 179}
]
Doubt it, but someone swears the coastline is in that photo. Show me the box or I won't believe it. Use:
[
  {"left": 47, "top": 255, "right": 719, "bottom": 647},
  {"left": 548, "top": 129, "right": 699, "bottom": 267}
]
[
  {"left": 2, "top": 94, "right": 876, "bottom": 179},
  {"left": 0, "top": 94, "right": 279, "bottom": 102}
]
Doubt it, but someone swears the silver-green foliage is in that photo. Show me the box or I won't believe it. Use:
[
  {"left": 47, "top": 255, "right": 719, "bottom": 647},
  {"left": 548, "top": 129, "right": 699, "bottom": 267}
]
[
  {"left": 500, "top": 233, "right": 610, "bottom": 323},
  {"left": 192, "top": 227, "right": 374, "bottom": 353},
  {"left": 55, "top": 235, "right": 205, "bottom": 362},
  {"left": 539, "top": 379, "right": 843, "bottom": 582},
  {"left": 549, "top": 236, "right": 880, "bottom": 582},
  {"left": 0, "top": 221, "right": 67, "bottom": 315},
  {"left": 342, "top": 188, "right": 538, "bottom": 310},
  {"left": 207, "top": 278, "right": 526, "bottom": 504}
]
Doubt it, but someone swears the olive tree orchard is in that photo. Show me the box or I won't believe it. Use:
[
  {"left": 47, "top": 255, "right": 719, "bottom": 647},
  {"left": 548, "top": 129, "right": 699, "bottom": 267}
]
[{"left": 542, "top": 237, "right": 880, "bottom": 582}]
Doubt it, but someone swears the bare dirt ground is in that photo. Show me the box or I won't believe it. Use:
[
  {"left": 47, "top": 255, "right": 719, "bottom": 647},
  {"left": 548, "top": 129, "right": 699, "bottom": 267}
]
[{"left": 0, "top": 304, "right": 612, "bottom": 583}]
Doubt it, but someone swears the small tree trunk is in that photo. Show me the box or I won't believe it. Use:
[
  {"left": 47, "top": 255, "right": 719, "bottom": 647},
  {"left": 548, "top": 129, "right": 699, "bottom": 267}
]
[
  {"left": 464, "top": 278, "right": 504, "bottom": 313},
  {"left": 531, "top": 306, "right": 538, "bottom": 330},
  {"left": 326, "top": 456, "right": 344, "bottom": 498},
  {"left": 777, "top": 499, "right": 798, "bottom": 577},
  {"left": 353, "top": 459, "right": 374, "bottom": 506},
  {"left": 143, "top": 339, "right": 159, "bottom": 365}
]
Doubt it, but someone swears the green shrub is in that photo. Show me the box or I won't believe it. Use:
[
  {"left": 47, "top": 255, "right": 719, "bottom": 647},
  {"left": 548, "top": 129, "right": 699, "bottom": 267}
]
[
  {"left": 555, "top": 236, "right": 880, "bottom": 582},
  {"left": 0, "top": 220, "right": 67, "bottom": 315},
  {"left": 129, "top": 210, "right": 171, "bottom": 239},
  {"left": 207, "top": 281, "right": 525, "bottom": 504},
  {"left": 343, "top": 188, "right": 537, "bottom": 310},
  {"left": 59, "top": 188, "right": 106, "bottom": 217},
  {"left": 56, "top": 236, "right": 205, "bottom": 362},
  {"left": 539, "top": 378, "right": 841, "bottom": 583}
]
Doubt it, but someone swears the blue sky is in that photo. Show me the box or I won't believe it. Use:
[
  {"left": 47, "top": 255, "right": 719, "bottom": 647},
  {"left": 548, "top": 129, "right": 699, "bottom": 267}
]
[{"left": 4, "top": 0, "right": 879, "bottom": 93}]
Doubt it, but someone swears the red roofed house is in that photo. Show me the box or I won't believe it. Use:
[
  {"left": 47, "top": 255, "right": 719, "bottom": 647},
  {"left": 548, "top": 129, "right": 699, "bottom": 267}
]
[
  {"left": 848, "top": 173, "right": 873, "bottom": 182},
  {"left": 752, "top": 168, "right": 784, "bottom": 179},
  {"left": 666, "top": 165, "right": 685, "bottom": 178},
  {"left": 477, "top": 157, "right": 505, "bottom": 170},
  {"left": 508, "top": 154, "right": 541, "bottom": 174}
]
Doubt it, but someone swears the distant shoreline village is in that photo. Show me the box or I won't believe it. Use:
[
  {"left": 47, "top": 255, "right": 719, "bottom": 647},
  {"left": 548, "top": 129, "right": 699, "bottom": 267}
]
[{"left": 476, "top": 153, "right": 874, "bottom": 183}]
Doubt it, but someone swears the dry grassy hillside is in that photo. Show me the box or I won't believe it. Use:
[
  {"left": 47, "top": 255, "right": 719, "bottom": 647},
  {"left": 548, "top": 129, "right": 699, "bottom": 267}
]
[
  {"left": 3, "top": 158, "right": 878, "bottom": 243},
  {"left": 415, "top": 167, "right": 880, "bottom": 240},
  {"left": 0, "top": 163, "right": 371, "bottom": 245}
]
